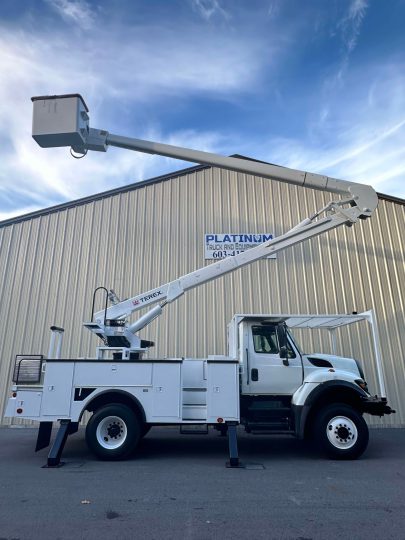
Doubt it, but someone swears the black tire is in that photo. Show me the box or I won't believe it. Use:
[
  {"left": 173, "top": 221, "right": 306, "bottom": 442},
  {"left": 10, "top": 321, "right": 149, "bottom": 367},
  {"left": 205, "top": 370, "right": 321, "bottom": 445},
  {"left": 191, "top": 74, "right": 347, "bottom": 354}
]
[
  {"left": 313, "top": 403, "right": 369, "bottom": 460},
  {"left": 86, "top": 403, "right": 141, "bottom": 460},
  {"left": 141, "top": 424, "right": 151, "bottom": 437}
]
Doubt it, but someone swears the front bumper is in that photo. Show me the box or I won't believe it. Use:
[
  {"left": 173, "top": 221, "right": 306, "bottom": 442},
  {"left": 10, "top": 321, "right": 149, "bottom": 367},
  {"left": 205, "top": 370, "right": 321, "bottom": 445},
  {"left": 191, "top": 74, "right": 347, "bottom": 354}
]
[{"left": 362, "top": 396, "right": 395, "bottom": 416}]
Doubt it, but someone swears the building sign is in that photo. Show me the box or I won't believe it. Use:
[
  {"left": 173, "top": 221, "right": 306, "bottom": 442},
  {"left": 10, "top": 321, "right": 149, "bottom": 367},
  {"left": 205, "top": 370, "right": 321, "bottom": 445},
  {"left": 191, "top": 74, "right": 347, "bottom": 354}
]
[{"left": 205, "top": 233, "right": 276, "bottom": 260}]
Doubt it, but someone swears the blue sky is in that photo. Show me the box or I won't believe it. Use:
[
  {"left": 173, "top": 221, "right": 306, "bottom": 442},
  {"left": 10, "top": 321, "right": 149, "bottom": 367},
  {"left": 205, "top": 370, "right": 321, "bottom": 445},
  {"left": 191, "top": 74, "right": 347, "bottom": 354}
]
[{"left": 0, "top": 0, "right": 404, "bottom": 220}]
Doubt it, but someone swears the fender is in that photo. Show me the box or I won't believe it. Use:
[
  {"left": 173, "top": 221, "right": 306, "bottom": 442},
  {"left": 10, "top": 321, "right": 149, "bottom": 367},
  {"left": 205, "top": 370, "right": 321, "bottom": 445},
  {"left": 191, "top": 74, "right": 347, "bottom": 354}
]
[
  {"left": 292, "top": 380, "right": 368, "bottom": 439},
  {"left": 75, "top": 388, "right": 147, "bottom": 423}
]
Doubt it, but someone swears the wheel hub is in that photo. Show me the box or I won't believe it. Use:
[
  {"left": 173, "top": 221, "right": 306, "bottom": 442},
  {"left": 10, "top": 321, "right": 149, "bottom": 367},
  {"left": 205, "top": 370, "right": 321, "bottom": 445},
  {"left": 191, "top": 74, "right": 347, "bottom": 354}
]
[
  {"left": 96, "top": 415, "right": 128, "bottom": 450},
  {"left": 336, "top": 426, "right": 350, "bottom": 440},
  {"left": 107, "top": 423, "right": 122, "bottom": 439},
  {"left": 326, "top": 415, "right": 358, "bottom": 450}
]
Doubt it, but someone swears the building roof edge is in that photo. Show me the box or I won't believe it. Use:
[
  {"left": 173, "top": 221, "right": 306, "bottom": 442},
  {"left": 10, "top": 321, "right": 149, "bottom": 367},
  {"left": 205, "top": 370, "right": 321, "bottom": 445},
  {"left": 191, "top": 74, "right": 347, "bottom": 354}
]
[
  {"left": 0, "top": 163, "right": 210, "bottom": 228},
  {"left": 0, "top": 156, "right": 403, "bottom": 228}
]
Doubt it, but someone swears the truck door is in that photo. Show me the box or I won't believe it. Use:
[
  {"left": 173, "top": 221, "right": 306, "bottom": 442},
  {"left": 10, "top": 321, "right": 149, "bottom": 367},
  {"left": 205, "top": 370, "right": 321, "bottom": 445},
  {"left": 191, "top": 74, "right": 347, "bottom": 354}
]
[{"left": 242, "top": 323, "right": 302, "bottom": 395}]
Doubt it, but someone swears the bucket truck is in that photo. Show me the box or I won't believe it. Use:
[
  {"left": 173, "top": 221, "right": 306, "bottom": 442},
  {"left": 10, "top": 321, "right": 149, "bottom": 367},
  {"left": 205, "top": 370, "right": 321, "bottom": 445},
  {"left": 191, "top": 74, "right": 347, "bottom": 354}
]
[{"left": 5, "top": 94, "right": 394, "bottom": 467}]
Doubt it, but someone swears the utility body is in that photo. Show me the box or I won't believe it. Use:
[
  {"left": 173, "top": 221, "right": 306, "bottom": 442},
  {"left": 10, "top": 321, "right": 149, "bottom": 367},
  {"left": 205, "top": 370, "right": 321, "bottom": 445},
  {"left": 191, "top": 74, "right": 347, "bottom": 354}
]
[{"left": 5, "top": 94, "right": 394, "bottom": 466}]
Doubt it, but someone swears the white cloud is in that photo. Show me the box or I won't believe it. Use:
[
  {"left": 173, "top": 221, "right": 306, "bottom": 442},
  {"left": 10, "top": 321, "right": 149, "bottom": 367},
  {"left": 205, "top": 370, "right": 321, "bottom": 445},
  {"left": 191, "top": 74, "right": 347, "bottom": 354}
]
[
  {"left": 258, "top": 111, "right": 405, "bottom": 198},
  {"left": 0, "top": 2, "right": 403, "bottom": 224},
  {"left": 0, "top": 17, "right": 264, "bottom": 219},
  {"left": 267, "top": 0, "right": 282, "bottom": 18},
  {"left": 339, "top": 0, "right": 368, "bottom": 54},
  {"left": 323, "top": 0, "right": 369, "bottom": 92},
  {"left": 45, "top": 0, "right": 96, "bottom": 29},
  {"left": 190, "top": 0, "right": 230, "bottom": 21},
  {"left": 229, "top": 59, "right": 405, "bottom": 199}
]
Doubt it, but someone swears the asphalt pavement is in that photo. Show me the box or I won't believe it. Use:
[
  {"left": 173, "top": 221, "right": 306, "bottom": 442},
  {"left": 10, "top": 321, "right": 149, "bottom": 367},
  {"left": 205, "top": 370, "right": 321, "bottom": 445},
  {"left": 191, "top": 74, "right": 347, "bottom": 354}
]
[{"left": 0, "top": 426, "right": 404, "bottom": 540}]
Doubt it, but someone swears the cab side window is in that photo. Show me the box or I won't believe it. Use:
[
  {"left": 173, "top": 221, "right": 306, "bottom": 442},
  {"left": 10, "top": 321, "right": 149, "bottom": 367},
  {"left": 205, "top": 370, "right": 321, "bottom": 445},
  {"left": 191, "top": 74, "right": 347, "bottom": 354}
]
[
  {"left": 252, "top": 325, "right": 296, "bottom": 358},
  {"left": 252, "top": 326, "right": 279, "bottom": 354}
]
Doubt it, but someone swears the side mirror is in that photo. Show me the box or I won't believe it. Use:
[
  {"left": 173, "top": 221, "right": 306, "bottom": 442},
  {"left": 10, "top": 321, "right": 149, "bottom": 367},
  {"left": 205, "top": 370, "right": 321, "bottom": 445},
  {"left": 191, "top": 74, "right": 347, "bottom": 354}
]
[{"left": 277, "top": 324, "right": 289, "bottom": 366}]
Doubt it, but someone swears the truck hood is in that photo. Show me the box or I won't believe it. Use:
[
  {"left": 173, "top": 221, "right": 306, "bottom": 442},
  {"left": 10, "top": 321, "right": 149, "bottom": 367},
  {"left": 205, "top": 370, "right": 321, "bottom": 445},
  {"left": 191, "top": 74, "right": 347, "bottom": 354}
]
[{"left": 303, "top": 353, "right": 362, "bottom": 377}]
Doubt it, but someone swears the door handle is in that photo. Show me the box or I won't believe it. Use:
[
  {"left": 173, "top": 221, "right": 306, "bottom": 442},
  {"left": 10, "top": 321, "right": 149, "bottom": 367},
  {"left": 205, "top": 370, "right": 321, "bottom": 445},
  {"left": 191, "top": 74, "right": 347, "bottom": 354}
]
[
  {"left": 251, "top": 368, "right": 259, "bottom": 381},
  {"left": 246, "top": 348, "right": 250, "bottom": 384}
]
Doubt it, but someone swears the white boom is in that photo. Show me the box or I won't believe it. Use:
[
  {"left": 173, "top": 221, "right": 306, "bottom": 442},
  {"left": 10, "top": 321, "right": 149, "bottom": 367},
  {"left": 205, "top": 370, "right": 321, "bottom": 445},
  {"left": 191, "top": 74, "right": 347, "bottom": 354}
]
[{"left": 31, "top": 94, "right": 378, "bottom": 340}]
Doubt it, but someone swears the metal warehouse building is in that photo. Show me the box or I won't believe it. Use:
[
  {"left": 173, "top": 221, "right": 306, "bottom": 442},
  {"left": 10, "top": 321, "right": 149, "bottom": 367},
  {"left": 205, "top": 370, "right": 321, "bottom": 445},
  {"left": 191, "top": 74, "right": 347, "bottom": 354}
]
[{"left": 0, "top": 160, "right": 404, "bottom": 426}]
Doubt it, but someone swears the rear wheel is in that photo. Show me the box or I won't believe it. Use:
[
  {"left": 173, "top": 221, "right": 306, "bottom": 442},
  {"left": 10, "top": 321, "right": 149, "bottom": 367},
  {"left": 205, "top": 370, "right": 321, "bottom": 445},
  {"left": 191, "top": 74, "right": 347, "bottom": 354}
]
[
  {"left": 313, "top": 403, "right": 369, "bottom": 460},
  {"left": 86, "top": 403, "right": 141, "bottom": 460}
]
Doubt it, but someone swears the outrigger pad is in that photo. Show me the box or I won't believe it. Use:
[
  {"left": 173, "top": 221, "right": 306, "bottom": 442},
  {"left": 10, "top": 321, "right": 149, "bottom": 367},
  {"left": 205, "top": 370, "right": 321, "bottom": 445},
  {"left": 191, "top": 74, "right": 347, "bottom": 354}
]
[{"left": 226, "top": 460, "right": 245, "bottom": 468}]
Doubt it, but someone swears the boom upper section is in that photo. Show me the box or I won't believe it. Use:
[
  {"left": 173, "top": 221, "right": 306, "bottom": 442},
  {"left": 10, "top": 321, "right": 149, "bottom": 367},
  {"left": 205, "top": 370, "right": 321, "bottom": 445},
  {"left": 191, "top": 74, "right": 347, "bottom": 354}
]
[
  {"left": 32, "top": 94, "right": 378, "bottom": 217},
  {"left": 31, "top": 93, "right": 379, "bottom": 337}
]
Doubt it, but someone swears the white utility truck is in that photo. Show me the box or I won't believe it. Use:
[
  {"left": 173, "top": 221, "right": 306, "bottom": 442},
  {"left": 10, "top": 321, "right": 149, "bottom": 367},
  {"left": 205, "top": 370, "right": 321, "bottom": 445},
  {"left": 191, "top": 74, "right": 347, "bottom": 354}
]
[{"left": 5, "top": 94, "right": 394, "bottom": 467}]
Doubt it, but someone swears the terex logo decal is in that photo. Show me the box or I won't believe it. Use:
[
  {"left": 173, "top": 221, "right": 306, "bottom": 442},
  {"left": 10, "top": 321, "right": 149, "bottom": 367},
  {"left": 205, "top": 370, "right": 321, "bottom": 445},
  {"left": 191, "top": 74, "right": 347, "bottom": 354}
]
[{"left": 132, "top": 290, "right": 163, "bottom": 306}]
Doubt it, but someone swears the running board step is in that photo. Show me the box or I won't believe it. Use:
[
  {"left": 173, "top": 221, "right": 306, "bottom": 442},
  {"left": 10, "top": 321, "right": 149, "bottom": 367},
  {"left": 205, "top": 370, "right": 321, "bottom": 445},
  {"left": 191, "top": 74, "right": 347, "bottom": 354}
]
[
  {"left": 250, "top": 430, "right": 295, "bottom": 435},
  {"left": 180, "top": 424, "right": 209, "bottom": 435},
  {"left": 182, "top": 404, "right": 207, "bottom": 421},
  {"left": 245, "top": 421, "right": 291, "bottom": 433},
  {"left": 247, "top": 405, "right": 291, "bottom": 412}
]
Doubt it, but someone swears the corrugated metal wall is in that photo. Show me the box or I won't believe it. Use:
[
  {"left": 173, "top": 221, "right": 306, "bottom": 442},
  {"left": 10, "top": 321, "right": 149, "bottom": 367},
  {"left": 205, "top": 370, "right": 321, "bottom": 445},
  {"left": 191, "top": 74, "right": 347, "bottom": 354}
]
[{"left": 1, "top": 167, "right": 404, "bottom": 426}]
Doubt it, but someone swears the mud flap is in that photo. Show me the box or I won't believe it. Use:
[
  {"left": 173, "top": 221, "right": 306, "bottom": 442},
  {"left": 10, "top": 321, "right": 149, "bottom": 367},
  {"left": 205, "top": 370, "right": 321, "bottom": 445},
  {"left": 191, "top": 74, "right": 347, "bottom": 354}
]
[{"left": 35, "top": 421, "right": 53, "bottom": 452}]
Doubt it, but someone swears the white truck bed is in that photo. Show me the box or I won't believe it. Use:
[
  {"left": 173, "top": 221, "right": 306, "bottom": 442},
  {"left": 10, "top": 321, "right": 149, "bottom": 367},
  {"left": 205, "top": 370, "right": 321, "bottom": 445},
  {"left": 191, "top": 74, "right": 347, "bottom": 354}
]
[{"left": 6, "top": 357, "right": 240, "bottom": 424}]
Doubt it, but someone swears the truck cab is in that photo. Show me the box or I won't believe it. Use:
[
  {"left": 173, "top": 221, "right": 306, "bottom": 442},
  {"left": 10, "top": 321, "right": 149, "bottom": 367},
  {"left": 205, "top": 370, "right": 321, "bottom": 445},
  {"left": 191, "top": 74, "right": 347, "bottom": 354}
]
[{"left": 230, "top": 314, "right": 393, "bottom": 459}]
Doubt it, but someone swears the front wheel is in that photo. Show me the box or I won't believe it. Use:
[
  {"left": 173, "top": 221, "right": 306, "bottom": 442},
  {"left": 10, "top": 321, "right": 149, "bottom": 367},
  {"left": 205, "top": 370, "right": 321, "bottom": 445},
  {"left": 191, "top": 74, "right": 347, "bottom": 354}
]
[
  {"left": 86, "top": 403, "right": 141, "bottom": 460},
  {"left": 313, "top": 403, "right": 369, "bottom": 460}
]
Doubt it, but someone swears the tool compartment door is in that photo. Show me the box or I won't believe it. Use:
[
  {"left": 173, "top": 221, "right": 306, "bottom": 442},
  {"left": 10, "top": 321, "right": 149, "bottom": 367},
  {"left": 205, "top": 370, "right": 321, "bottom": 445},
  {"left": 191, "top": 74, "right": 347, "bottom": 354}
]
[
  {"left": 152, "top": 362, "right": 181, "bottom": 419},
  {"left": 10, "top": 390, "right": 43, "bottom": 417},
  {"left": 207, "top": 361, "right": 239, "bottom": 421},
  {"left": 41, "top": 362, "right": 75, "bottom": 416}
]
